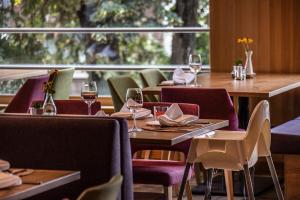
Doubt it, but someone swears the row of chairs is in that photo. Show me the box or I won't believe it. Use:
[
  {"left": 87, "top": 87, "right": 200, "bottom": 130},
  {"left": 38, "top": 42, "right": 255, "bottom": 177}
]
[
  {"left": 4, "top": 68, "right": 75, "bottom": 113},
  {"left": 108, "top": 69, "right": 167, "bottom": 111}
]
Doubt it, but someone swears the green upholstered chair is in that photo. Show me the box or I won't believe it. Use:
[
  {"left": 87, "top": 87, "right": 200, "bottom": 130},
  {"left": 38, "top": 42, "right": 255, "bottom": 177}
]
[
  {"left": 139, "top": 69, "right": 167, "bottom": 101},
  {"left": 52, "top": 68, "right": 75, "bottom": 100},
  {"left": 140, "top": 69, "right": 167, "bottom": 87},
  {"left": 77, "top": 175, "right": 123, "bottom": 200},
  {"left": 107, "top": 75, "right": 142, "bottom": 112}
]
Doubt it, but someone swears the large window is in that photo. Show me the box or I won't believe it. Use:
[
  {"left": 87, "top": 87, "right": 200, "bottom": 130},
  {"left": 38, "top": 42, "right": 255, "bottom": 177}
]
[{"left": 0, "top": 0, "right": 209, "bottom": 95}]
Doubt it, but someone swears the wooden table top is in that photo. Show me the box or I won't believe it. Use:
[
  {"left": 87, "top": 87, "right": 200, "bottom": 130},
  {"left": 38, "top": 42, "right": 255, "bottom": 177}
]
[
  {"left": 0, "top": 70, "right": 47, "bottom": 81},
  {"left": 142, "top": 72, "right": 300, "bottom": 98},
  {"left": 0, "top": 169, "right": 80, "bottom": 200},
  {"left": 129, "top": 118, "right": 229, "bottom": 146}
]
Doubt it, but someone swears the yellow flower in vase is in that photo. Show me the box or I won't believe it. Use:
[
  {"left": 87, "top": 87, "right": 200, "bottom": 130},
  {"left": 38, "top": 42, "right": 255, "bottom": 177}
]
[
  {"left": 237, "top": 37, "right": 255, "bottom": 77},
  {"left": 237, "top": 37, "right": 253, "bottom": 52}
]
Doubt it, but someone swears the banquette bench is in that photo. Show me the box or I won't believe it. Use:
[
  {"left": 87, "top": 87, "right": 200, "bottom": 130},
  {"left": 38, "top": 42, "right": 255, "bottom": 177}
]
[
  {"left": 271, "top": 117, "right": 300, "bottom": 200},
  {"left": 0, "top": 114, "right": 133, "bottom": 200}
]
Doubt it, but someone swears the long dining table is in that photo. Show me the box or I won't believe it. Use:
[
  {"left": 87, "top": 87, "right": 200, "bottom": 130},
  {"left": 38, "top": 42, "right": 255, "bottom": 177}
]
[{"left": 142, "top": 72, "right": 300, "bottom": 127}]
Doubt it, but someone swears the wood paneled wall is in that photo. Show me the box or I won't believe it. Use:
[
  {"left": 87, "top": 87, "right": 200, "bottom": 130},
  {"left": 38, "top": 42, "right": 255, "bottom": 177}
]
[{"left": 210, "top": 0, "right": 300, "bottom": 125}]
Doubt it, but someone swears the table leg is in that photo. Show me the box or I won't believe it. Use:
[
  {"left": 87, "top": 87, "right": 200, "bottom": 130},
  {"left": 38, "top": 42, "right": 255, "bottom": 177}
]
[
  {"left": 233, "top": 96, "right": 239, "bottom": 114},
  {"left": 224, "top": 170, "right": 234, "bottom": 200},
  {"left": 284, "top": 154, "right": 300, "bottom": 200}
]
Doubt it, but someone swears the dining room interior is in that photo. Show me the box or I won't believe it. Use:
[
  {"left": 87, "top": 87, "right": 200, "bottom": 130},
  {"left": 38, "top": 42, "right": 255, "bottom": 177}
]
[{"left": 1, "top": 0, "right": 300, "bottom": 200}]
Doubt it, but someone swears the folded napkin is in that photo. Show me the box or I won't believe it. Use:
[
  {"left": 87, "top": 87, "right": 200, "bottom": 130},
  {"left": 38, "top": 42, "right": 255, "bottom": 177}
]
[
  {"left": 0, "top": 159, "right": 10, "bottom": 171},
  {"left": 0, "top": 172, "right": 22, "bottom": 189},
  {"left": 111, "top": 100, "right": 151, "bottom": 119},
  {"left": 172, "top": 67, "right": 195, "bottom": 85},
  {"left": 94, "top": 110, "right": 109, "bottom": 117},
  {"left": 158, "top": 103, "right": 198, "bottom": 126}
]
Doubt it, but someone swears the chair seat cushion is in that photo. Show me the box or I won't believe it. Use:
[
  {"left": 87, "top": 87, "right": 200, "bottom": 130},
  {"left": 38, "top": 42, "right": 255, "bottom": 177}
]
[
  {"left": 132, "top": 159, "right": 192, "bottom": 186},
  {"left": 271, "top": 118, "right": 300, "bottom": 154}
]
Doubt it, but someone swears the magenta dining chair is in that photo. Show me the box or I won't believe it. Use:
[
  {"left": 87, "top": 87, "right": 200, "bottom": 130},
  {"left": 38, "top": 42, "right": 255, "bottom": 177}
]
[
  {"left": 53, "top": 100, "right": 101, "bottom": 115},
  {"left": 32, "top": 100, "right": 101, "bottom": 115},
  {"left": 4, "top": 75, "right": 49, "bottom": 113},
  {"left": 161, "top": 87, "right": 239, "bottom": 131},
  {"left": 132, "top": 102, "right": 200, "bottom": 199}
]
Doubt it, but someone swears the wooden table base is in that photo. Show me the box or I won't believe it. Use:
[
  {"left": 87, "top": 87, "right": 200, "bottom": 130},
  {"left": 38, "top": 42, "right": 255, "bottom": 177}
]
[{"left": 284, "top": 155, "right": 300, "bottom": 200}]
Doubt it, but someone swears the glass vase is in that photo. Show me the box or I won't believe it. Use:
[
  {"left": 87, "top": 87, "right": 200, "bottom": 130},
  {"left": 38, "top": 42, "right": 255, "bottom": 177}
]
[
  {"left": 245, "top": 50, "right": 254, "bottom": 76},
  {"left": 43, "top": 93, "right": 57, "bottom": 115}
]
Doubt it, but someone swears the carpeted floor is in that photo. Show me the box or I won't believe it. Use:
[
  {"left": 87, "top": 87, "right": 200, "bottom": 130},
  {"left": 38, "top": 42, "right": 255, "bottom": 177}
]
[{"left": 134, "top": 176, "right": 279, "bottom": 200}]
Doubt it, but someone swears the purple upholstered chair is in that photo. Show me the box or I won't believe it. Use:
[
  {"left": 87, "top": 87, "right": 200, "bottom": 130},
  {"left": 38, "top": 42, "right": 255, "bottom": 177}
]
[
  {"left": 32, "top": 100, "right": 101, "bottom": 115},
  {"left": 161, "top": 88, "right": 239, "bottom": 131},
  {"left": 4, "top": 75, "right": 49, "bottom": 113},
  {"left": 161, "top": 88, "right": 240, "bottom": 198},
  {"left": 132, "top": 102, "right": 199, "bottom": 199}
]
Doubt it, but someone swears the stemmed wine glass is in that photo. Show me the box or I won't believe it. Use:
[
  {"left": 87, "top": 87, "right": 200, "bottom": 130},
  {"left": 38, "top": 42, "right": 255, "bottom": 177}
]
[
  {"left": 81, "top": 81, "right": 98, "bottom": 116},
  {"left": 126, "top": 88, "right": 143, "bottom": 132},
  {"left": 189, "top": 53, "right": 202, "bottom": 87}
]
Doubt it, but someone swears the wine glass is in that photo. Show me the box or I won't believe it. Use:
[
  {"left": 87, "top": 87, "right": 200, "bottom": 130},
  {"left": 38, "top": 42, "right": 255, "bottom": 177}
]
[
  {"left": 81, "top": 81, "right": 98, "bottom": 115},
  {"left": 126, "top": 88, "right": 143, "bottom": 132},
  {"left": 189, "top": 53, "right": 202, "bottom": 87}
]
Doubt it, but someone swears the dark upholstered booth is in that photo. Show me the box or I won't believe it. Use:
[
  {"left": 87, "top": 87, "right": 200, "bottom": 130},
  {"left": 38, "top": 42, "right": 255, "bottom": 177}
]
[
  {"left": 0, "top": 114, "right": 133, "bottom": 200},
  {"left": 271, "top": 117, "right": 300, "bottom": 154}
]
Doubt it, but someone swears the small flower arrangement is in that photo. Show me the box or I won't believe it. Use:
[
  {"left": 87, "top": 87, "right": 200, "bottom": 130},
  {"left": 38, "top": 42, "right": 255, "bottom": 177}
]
[
  {"left": 32, "top": 102, "right": 43, "bottom": 109},
  {"left": 235, "top": 59, "right": 243, "bottom": 66},
  {"left": 43, "top": 70, "right": 58, "bottom": 94},
  {"left": 237, "top": 37, "right": 253, "bottom": 52}
]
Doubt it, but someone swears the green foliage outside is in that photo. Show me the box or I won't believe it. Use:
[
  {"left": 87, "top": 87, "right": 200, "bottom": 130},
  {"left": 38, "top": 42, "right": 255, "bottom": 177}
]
[{"left": 0, "top": 0, "right": 209, "bottom": 95}]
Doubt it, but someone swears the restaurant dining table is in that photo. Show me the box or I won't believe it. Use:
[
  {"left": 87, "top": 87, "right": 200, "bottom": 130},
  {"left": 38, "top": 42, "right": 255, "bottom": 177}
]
[
  {"left": 129, "top": 118, "right": 229, "bottom": 146},
  {"left": 0, "top": 70, "right": 47, "bottom": 81},
  {"left": 142, "top": 72, "right": 300, "bottom": 127},
  {"left": 0, "top": 169, "right": 80, "bottom": 200}
]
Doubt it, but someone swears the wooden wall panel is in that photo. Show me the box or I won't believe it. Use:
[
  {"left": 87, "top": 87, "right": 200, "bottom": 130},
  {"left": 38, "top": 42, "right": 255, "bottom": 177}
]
[{"left": 210, "top": 0, "right": 300, "bottom": 125}]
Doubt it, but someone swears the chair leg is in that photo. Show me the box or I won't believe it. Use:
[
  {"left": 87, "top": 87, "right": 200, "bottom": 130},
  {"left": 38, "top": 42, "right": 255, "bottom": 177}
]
[
  {"left": 204, "top": 169, "right": 213, "bottom": 200},
  {"left": 185, "top": 180, "right": 193, "bottom": 200},
  {"left": 224, "top": 170, "right": 234, "bottom": 200},
  {"left": 163, "top": 186, "right": 172, "bottom": 200},
  {"left": 243, "top": 163, "right": 255, "bottom": 200},
  {"left": 178, "top": 163, "right": 192, "bottom": 200},
  {"left": 194, "top": 162, "right": 203, "bottom": 185},
  {"left": 266, "top": 155, "right": 284, "bottom": 200}
]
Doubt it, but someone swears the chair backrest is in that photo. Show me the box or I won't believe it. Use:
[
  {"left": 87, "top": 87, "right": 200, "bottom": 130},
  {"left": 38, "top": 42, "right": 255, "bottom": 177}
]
[
  {"left": 140, "top": 69, "right": 167, "bottom": 102},
  {"left": 77, "top": 175, "right": 123, "bottom": 200},
  {"left": 140, "top": 69, "right": 167, "bottom": 87},
  {"left": 52, "top": 68, "right": 75, "bottom": 100},
  {"left": 4, "top": 75, "right": 49, "bottom": 113},
  {"left": 131, "top": 102, "right": 200, "bottom": 156},
  {"left": 32, "top": 100, "right": 101, "bottom": 115},
  {"left": 107, "top": 76, "right": 140, "bottom": 112},
  {"left": 244, "top": 100, "right": 271, "bottom": 159},
  {"left": 161, "top": 87, "right": 239, "bottom": 130}
]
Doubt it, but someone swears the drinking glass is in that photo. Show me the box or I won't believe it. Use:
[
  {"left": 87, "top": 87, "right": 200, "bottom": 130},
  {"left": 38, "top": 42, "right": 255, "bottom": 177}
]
[
  {"left": 189, "top": 53, "right": 202, "bottom": 87},
  {"left": 81, "top": 81, "right": 98, "bottom": 115},
  {"left": 154, "top": 106, "right": 169, "bottom": 121},
  {"left": 126, "top": 88, "right": 143, "bottom": 132}
]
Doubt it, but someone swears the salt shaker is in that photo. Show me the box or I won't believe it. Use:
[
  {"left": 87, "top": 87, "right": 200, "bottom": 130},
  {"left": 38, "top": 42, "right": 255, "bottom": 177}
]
[{"left": 231, "top": 66, "right": 237, "bottom": 79}]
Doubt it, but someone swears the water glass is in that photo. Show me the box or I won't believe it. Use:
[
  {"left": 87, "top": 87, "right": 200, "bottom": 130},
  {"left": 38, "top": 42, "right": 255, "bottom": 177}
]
[
  {"left": 126, "top": 88, "right": 143, "bottom": 132},
  {"left": 81, "top": 81, "right": 98, "bottom": 115},
  {"left": 154, "top": 106, "right": 169, "bottom": 121},
  {"left": 189, "top": 54, "right": 202, "bottom": 87}
]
